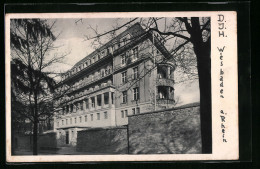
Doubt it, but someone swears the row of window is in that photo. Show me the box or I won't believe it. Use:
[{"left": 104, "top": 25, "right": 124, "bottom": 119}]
[
  {"left": 58, "top": 67, "right": 112, "bottom": 94},
  {"left": 57, "top": 112, "right": 108, "bottom": 127},
  {"left": 121, "top": 46, "right": 139, "bottom": 65},
  {"left": 62, "top": 34, "right": 132, "bottom": 80},
  {"left": 122, "top": 87, "right": 139, "bottom": 103},
  {"left": 121, "top": 107, "right": 140, "bottom": 118},
  {"left": 71, "top": 68, "right": 111, "bottom": 89},
  {"left": 121, "top": 66, "right": 139, "bottom": 84},
  {"left": 62, "top": 92, "right": 114, "bottom": 113}
]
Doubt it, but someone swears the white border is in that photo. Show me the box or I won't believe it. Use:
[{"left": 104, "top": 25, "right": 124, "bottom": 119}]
[{"left": 5, "top": 11, "right": 238, "bottom": 162}]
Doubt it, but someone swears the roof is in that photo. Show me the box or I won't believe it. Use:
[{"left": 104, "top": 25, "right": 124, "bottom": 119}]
[{"left": 71, "top": 22, "right": 145, "bottom": 70}]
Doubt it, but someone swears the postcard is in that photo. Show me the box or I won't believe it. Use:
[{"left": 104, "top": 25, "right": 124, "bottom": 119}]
[{"left": 5, "top": 11, "right": 238, "bottom": 162}]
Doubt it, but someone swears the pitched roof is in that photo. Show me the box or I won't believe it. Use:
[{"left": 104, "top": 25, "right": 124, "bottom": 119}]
[{"left": 71, "top": 22, "right": 145, "bottom": 70}]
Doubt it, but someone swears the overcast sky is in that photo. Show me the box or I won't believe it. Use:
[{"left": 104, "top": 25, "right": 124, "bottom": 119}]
[{"left": 46, "top": 18, "right": 199, "bottom": 106}]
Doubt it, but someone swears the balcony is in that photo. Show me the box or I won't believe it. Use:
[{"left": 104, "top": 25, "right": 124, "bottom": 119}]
[
  {"left": 114, "top": 55, "right": 147, "bottom": 72},
  {"left": 156, "top": 78, "right": 174, "bottom": 87},
  {"left": 60, "top": 82, "right": 115, "bottom": 104},
  {"left": 57, "top": 54, "right": 113, "bottom": 87},
  {"left": 67, "top": 73, "right": 113, "bottom": 94},
  {"left": 156, "top": 99, "right": 175, "bottom": 105}
]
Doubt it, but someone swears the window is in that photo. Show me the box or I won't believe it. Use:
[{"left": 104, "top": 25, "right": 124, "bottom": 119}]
[
  {"left": 104, "top": 112, "right": 108, "bottom": 119},
  {"left": 132, "top": 108, "right": 136, "bottom": 115},
  {"left": 122, "top": 71, "right": 127, "bottom": 83},
  {"left": 121, "top": 110, "right": 124, "bottom": 118},
  {"left": 66, "top": 105, "right": 69, "bottom": 113},
  {"left": 80, "top": 101, "right": 83, "bottom": 110},
  {"left": 126, "top": 50, "right": 130, "bottom": 58},
  {"left": 70, "top": 104, "right": 73, "bottom": 112},
  {"left": 101, "top": 70, "right": 105, "bottom": 77},
  {"left": 111, "top": 92, "right": 114, "bottom": 104},
  {"left": 133, "top": 87, "right": 139, "bottom": 100},
  {"left": 122, "top": 91, "right": 127, "bottom": 103},
  {"left": 121, "top": 54, "right": 126, "bottom": 65},
  {"left": 101, "top": 51, "right": 105, "bottom": 57},
  {"left": 70, "top": 118, "right": 72, "bottom": 124},
  {"left": 91, "top": 97, "right": 95, "bottom": 108},
  {"left": 78, "top": 102, "right": 81, "bottom": 110},
  {"left": 74, "top": 117, "right": 77, "bottom": 123},
  {"left": 125, "top": 110, "right": 128, "bottom": 117},
  {"left": 57, "top": 122, "right": 59, "bottom": 127},
  {"left": 85, "top": 115, "right": 87, "bottom": 122},
  {"left": 123, "top": 37, "right": 128, "bottom": 45},
  {"left": 66, "top": 119, "right": 68, "bottom": 125},
  {"left": 79, "top": 116, "right": 82, "bottom": 123},
  {"left": 62, "top": 120, "right": 64, "bottom": 125},
  {"left": 104, "top": 92, "right": 109, "bottom": 105},
  {"left": 85, "top": 99, "right": 89, "bottom": 109},
  {"left": 97, "top": 95, "right": 102, "bottom": 106},
  {"left": 91, "top": 114, "right": 94, "bottom": 121},
  {"left": 97, "top": 113, "right": 100, "bottom": 120},
  {"left": 133, "top": 67, "right": 138, "bottom": 80},
  {"left": 136, "top": 107, "right": 140, "bottom": 114}
]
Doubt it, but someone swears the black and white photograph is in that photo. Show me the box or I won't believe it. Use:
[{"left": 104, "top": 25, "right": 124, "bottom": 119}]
[{"left": 5, "top": 12, "right": 238, "bottom": 162}]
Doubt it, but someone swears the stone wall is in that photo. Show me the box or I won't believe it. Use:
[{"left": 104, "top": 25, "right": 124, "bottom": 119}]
[
  {"left": 128, "top": 103, "right": 201, "bottom": 154},
  {"left": 13, "top": 135, "right": 33, "bottom": 151},
  {"left": 13, "top": 132, "right": 57, "bottom": 152},
  {"left": 76, "top": 126, "right": 128, "bottom": 154},
  {"left": 38, "top": 132, "right": 57, "bottom": 150}
]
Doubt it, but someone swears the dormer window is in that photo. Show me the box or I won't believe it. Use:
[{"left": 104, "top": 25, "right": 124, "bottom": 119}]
[
  {"left": 122, "top": 71, "right": 127, "bottom": 83},
  {"left": 121, "top": 54, "right": 126, "bottom": 65},
  {"left": 121, "top": 34, "right": 131, "bottom": 46},
  {"left": 101, "top": 50, "right": 105, "bottom": 58},
  {"left": 132, "top": 47, "right": 138, "bottom": 61},
  {"left": 123, "top": 37, "right": 127, "bottom": 45}
]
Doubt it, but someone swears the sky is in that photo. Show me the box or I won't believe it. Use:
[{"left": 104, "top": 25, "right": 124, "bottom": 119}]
[{"left": 46, "top": 18, "right": 199, "bottom": 106}]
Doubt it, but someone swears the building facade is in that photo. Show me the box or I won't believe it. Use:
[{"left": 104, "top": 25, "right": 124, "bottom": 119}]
[{"left": 53, "top": 23, "right": 176, "bottom": 146}]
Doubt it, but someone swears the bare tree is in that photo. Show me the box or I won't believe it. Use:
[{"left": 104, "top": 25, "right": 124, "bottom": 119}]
[
  {"left": 10, "top": 19, "right": 67, "bottom": 155},
  {"left": 83, "top": 17, "right": 211, "bottom": 153}
]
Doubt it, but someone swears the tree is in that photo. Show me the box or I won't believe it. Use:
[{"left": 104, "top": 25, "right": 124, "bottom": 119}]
[
  {"left": 83, "top": 17, "right": 211, "bottom": 153},
  {"left": 10, "top": 19, "right": 65, "bottom": 155}
]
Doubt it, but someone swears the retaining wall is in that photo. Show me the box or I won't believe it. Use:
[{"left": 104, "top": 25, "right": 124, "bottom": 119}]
[
  {"left": 76, "top": 126, "right": 128, "bottom": 154},
  {"left": 128, "top": 103, "right": 201, "bottom": 154}
]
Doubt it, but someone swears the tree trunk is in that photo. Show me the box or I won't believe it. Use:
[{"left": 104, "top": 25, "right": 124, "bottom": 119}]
[
  {"left": 33, "top": 118, "right": 38, "bottom": 155},
  {"left": 189, "top": 17, "right": 212, "bottom": 154},
  {"left": 33, "top": 95, "right": 38, "bottom": 155},
  {"left": 193, "top": 41, "right": 212, "bottom": 154}
]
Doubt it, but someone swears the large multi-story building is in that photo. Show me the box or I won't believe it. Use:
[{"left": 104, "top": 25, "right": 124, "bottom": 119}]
[{"left": 53, "top": 23, "right": 176, "bottom": 146}]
